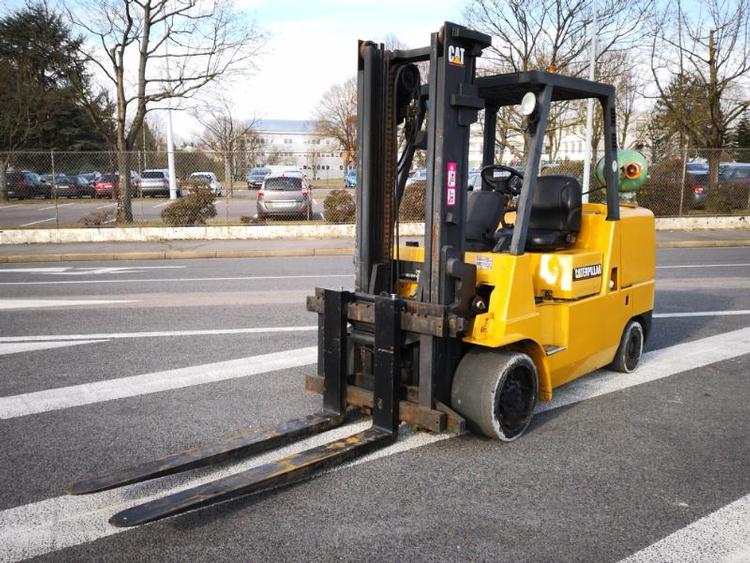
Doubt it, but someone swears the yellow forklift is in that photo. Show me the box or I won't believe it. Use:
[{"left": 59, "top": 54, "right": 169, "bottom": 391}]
[{"left": 66, "top": 22, "right": 654, "bottom": 525}]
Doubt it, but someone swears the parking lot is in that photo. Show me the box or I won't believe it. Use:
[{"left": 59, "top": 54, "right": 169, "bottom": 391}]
[
  {"left": 0, "top": 189, "right": 342, "bottom": 227},
  {"left": 0, "top": 248, "right": 748, "bottom": 561}
]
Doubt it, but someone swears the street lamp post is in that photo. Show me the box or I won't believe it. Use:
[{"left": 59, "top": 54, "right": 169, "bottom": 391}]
[
  {"left": 164, "top": 18, "right": 178, "bottom": 200},
  {"left": 582, "top": 0, "right": 597, "bottom": 203}
]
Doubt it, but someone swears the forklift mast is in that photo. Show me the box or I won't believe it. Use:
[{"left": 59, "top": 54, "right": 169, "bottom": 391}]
[{"left": 356, "top": 23, "right": 491, "bottom": 406}]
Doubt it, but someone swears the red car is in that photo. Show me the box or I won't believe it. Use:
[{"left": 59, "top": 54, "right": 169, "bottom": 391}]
[
  {"left": 94, "top": 173, "right": 141, "bottom": 198},
  {"left": 94, "top": 174, "right": 119, "bottom": 198}
]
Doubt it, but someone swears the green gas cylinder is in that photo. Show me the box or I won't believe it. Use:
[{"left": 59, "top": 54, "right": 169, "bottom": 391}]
[{"left": 595, "top": 150, "right": 648, "bottom": 193}]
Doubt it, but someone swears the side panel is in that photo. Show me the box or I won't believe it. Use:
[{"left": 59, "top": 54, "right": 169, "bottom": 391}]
[{"left": 620, "top": 207, "right": 656, "bottom": 288}]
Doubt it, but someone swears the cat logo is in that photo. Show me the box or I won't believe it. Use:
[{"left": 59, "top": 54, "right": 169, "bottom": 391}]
[
  {"left": 448, "top": 45, "right": 465, "bottom": 66},
  {"left": 573, "top": 263, "right": 602, "bottom": 281}
]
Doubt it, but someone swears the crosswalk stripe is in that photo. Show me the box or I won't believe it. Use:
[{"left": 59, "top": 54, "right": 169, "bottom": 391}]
[
  {"left": 619, "top": 493, "right": 750, "bottom": 562},
  {"left": 0, "top": 346, "right": 317, "bottom": 420},
  {"left": 0, "top": 325, "right": 318, "bottom": 343}
]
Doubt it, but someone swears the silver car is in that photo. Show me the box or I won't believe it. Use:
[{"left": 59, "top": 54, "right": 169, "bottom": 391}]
[
  {"left": 140, "top": 169, "right": 171, "bottom": 197},
  {"left": 188, "top": 172, "right": 223, "bottom": 195},
  {"left": 257, "top": 174, "right": 312, "bottom": 220}
]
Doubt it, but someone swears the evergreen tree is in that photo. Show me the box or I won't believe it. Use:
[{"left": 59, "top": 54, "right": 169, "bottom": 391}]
[
  {"left": 0, "top": 2, "right": 113, "bottom": 151},
  {"left": 732, "top": 113, "right": 750, "bottom": 149}
]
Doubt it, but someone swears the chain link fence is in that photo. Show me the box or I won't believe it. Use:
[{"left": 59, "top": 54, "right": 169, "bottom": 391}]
[{"left": 0, "top": 149, "right": 748, "bottom": 229}]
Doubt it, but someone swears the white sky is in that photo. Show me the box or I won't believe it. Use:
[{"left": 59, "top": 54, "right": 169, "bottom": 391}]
[{"left": 173, "top": 0, "right": 464, "bottom": 140}]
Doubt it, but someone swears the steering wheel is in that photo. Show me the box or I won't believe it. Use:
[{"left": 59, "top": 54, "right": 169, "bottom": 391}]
[{"left": 480, "top": 164, "right": 524, "bottom": 196}]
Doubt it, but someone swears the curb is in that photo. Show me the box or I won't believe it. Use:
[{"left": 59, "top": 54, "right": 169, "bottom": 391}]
[
  {"left": 654, "top": 239, "right": 750, "bottom": 248},
  {"left": 0, "top": 240, "right": 748, "bottom": 263},
  {"left": 0, "top": 246, "right": 354, "bottom": 263},
  {"left": 2, "top": 216, "right": 749, "bottom": 245}
]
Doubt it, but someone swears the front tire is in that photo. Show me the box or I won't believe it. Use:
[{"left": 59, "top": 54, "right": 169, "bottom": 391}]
[
  {"left": 610, "top": 319, "right": 644, "bottom": 373},
  {"left": 451, "top": 349, "right": 538, "bottom": 441}
]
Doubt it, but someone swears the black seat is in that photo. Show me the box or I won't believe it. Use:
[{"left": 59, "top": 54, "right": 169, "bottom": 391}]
[
  {"left": 465, "top": 175, "right": 581, "bottom": 253},
  {"left": 523, "top": 174, "right": 582, "bottom": 251},
  {"left": 465, "top": 189, "right": 508, "bottom": 252}
]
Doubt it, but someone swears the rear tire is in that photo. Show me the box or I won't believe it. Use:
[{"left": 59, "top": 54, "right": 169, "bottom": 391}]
[
  {"left": 610, "top": 319, "right": 644, "bottom": 373},
  {"left": 451, "top": 349, "right": 538, "bottom": 441}
]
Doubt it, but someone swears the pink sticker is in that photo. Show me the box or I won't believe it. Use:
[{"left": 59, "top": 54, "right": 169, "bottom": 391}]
[{"left": 447, "top": 162, "right": 457, "bottom": 206}]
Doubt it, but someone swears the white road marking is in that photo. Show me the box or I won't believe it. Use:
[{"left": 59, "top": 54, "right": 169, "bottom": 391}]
[
  {"left": 0, "top": 346, "right": 318, "bottom": 419},
  {"left": 619, "top": 493, "right": 750, "bottom": 563},
  {"left": 0, "top": 325, "right": 318, "bottom": 343},
  {"left": 654, "top": 310, "right": 750, "bottom": 318},
  {"left": 0, "top": 204, "right": 21, "bottom": 209},
  {"left": 0, "top": 274, "right": 354, "bottom": 286},
  {"left": 96, "top": 203, "right": 116, "bottom": 209},
  {"left": 39, "top": 203, "right": 75, "bottom": 211},
  {"left": 0, "top": 266, "right": 185, "bottom": 275},
  {"left": 55, "top": 266, "right": 185, "bottom": 276},
  {"left": 2, "top": 326, "right": 750, "bottom": 560},
  {"left": 20, "top": 217, "right": 55, "bottom": 227},
  {"left": 153, "top": 202, "right": 170, "bottom": 208},
  {"left": 0, "top": 340, "right": 108, "bottom": 356},
  {"left": 657, "top": 263, "right": 750, "bottom": 269},
  {"left": 0, "top": 299, "right": 137, "bottom": 310},
  {"left": 0, "top": 267, "right": 70, "bottom": 274},
  {"left": 537, "top": 325, "right": 750, "bottom": 413}
]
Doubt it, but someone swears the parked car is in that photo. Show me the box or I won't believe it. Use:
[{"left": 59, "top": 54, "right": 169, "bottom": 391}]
[
  {"left": 93, "top": 173, "right": 140, "bottom": 198},
  {"left": 405, "top": 168, "right": 427, "bottom": 188},
  {"left": 685, "top": 170, "right": 709, "bottom": 209},
  {"left": 686, "top": 161, "right": 708, "bottom": 174},
  {"left": 72, "top": 174, "right": 96, "bottom": 198},
  {"left": 78, "top": 171, "right": 102, "bottom": 185},
  {"left": 5, "top": 171, "right": 45, "bottom": 199},
  {"left": 40, "top": 173, "right": 77, "bottom": 198},
  {"left": 467, "top": 171, "right": 480, "bottom": 191},
  {"left": 257, "top": 173, "right": 313, "bottom": 220},
  {"left": 718, "top": 162, "right": 750, "bottom": 183},
  {"left": 345, "top": 169, "right": 357, "bottom": 188},
  {"left": 94, "top": 174, "right": 119, "bottom": 198},
  {"left": 247, "top": 167, "right": 271, "bottom": 189},
  {"left": 140, "top": 169, "right": 172, "bottom": 197},
  {"left": 187, "top": 172, "right": 222, "bottom": 196}
]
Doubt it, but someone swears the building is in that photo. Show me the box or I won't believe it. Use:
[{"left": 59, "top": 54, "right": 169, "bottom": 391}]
[{"left": 245, "top": 119, "right": 347, "bottom": 179}]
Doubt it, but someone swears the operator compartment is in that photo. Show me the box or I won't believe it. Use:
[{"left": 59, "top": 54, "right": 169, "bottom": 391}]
[{"left": 529, "top": 250, "right": 603, "bottom": 300}]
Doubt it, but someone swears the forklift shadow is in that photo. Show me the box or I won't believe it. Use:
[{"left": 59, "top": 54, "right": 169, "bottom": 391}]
[{"left": 164, "top": 486, "right": 282, "bottom": 531}]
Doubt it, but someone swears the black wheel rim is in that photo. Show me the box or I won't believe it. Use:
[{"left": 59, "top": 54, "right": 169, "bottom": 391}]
[
  {"left": 625, "top": 327, "right": 642, "bottom": 371},
  {"left": 495, "top": 365, "right": 535, "bottom": 438}
]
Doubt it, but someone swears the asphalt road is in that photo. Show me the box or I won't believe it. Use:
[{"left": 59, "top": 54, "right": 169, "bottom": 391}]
[
  {"left": 0, "top": 188, "right": 344, "bottom": 226},
  {"left": 0, "top": 248, "right": 748, "bottom": 561}
]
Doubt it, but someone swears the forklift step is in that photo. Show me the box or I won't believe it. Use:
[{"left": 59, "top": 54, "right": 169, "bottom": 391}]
[
  {"left": 543, "top": 345, "right": 566, "bottom": 356},
  {"left": 110, "top": 426, "right": 395, "bottom": 527},
  {"left": 65, "top": 411, "right": 345, "bottom": 495}
]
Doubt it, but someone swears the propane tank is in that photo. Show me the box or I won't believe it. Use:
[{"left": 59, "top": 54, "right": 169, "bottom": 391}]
[{"left": 594, "top": 150, "right": 648, "bottom": 193}]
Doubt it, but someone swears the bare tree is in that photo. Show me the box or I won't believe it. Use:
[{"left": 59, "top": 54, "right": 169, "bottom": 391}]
[
  {"left": 69, "top": 0, "right": 266, "bottom": 222},
  {"left": 466, "top": 0, "right": 653, "bottom": 158},
  {"left": 570, "top": 50, "right": 631, "bottom": 162},
  {"left": 315, "top": 77, "right": 357, "bottom": 168},
  {"left": 265, "top": 146, "right": 281, "bottom": 166},
  {"left": 650, "top": 0, "right": 750, "bottom": 191},
  {"left": 305, "top": 150, "right": 321, "bottom": 180},
  {"left": 195, "top": 94, "right": 256, "bottom": 195}
]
